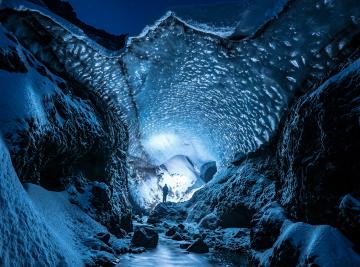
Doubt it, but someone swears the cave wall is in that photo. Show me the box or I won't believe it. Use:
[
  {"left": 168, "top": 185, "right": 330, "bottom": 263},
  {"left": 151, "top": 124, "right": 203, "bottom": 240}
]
[{"left": 0, "top": 9, "right": 132, "bottom": 237}]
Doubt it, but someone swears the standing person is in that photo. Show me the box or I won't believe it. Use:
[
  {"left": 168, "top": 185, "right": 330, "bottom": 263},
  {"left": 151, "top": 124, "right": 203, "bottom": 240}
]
[{"left": 162, "top": 184, "right": 169, "bottom": 203}]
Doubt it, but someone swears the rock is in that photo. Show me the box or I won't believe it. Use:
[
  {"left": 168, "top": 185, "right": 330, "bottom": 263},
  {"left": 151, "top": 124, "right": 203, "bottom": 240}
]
[
  {"left": 131, "top": 226, "right": 159, "bottom": 248},
  {"left": 172, "top": 233, "right": 185, "bottom": 241},
  {"left": 277, "top": 61, "right": 360, "bottom": 233},
  {"left": 165, "top": 227, "right": 176, "bottom": 237},
  {"left": 110, "top": 227, "right": 127, "bottom": 239},
  {"left": 218, "top": 203, "right": 252, "bottom": 228},
  {"left": 338, "top": 194, "right": 360, "bottom": 244},
  {"left": 129, "top": 247, "right": 146, "bottom": 254},
  {"left": 91, "top": 183, "right": 111, "bottom": 210},
  {"left": 199, "top": 213, "right": 219, "bottom": 230},
  {"left": 250, "top": 203, "right": 287, "bottom": 251},
  {"left": 83, "top": 237, "right": 113, "bottom": 253},
  {"left": 178, "top": 223, "right": 185, "bottom": 230},
  {"left": 187, "top": 238, "right": 209, "bottom": 253},
  {"left": 114, "top": 247, "right": 128, "bottom": 255},
  {"left": 91, "top": 255, "right": 119, "bottom": 267},
  {"left": 96, "top": 232, "right": 111, "bottom": 244},
  {"left": 193, "top": 233, "right": 202, "bottom": 240},
  {"left": 200, "top": 161, "right": 217, "bottom": 182},
  {"left": 147, "top": 202, "right": 188, "bottom": 224},
  {"left": 180, "top": 243, "right": 191, "bottom": 249}
]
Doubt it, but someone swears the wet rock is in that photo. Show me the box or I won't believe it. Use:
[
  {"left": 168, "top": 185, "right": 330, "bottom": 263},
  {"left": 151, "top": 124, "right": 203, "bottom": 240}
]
[
  {"left": 187, "top": 238, "right": 209, "bottom": 253},
  {"left": 165, "top": 227, "right": 176, "bottom": 237},
  {"left": 96, "top": 232, "right": 111, "bottom": 244},
  {"left": 131, "top": 226, "right": 159, "bottom": 248},
  {"left": 89, "top": 254, "right": 119, "bottom": 267},
  {"left": 83, "top": 237, "right": 114, "bottom": 254},
  {"left": 171, "top": 233, "right": 185, "bottom": 241},
  {"left": 147, "top": 202, "right": 188, "bottom": 224},
  {"left": 108, "top": 225, "right": 127, "bottom": 238},
  {"left": 114, "top": 247, "right": 128, "bottom": 255},
  {"left": 111, "top": 239, "right": 129, "bottom": 255},
  {"left": 178, "top": 223, "right": 185, "bottom": 230},
  {"left": 129, "top": 247, "right": 146, "bottom": 254},
  {"left": 180, "top": 243, "right": 191, "bottom": 249}
]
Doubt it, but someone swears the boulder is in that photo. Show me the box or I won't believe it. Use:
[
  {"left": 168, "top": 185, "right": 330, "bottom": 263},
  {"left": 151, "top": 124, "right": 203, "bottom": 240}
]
[
  {"left": 187, "top": 238, "right": 209, "bottom": 253},
  {"left": 165, "top": 227, "right": 176, "bottom": 237},
  {"left": 250, "top": 203, "right": 287, "bottom": 251},
  {"left": 180, "top": 243, "right": 191, "bottom": 249},
  {"left": 199, "top": 212, "right": 219, "bottom": 230},
  {"left": 172, "top": 233, "right": 185, "bottom": 241},
  {"left": 200, "top": 161, "right": 217, "bottom": 182},
  {"left": 147, "top": 202, "right": 188, "bottom": 224},
  {"left": 131, "top": 226, "right": 159, "bottom": 248},
  {"left": 96, "top": 232, "right": 111, "bottom": 244},
  {"left": 178, "top": 223, "right": 185, "bottom": 230}
]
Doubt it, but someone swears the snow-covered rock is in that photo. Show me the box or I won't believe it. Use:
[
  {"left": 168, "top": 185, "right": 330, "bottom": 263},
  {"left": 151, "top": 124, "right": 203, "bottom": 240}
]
[
  {"left": 0, "top": 138, "right": 82, "bottom": 266},
  {"left": 252, "top": 222, "right": 360, "bottom": 267}
]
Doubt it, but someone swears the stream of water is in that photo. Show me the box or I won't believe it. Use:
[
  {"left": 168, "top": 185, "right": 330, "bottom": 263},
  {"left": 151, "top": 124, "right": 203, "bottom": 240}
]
[{"left": 119, "top": 235, "right": 247, "bottom": 267}]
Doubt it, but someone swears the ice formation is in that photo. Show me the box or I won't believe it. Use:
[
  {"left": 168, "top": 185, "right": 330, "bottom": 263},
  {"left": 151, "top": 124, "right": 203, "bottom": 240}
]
[
  {"left": 0, "top": 0, "right": 360, "bottom": 266},
  {"left": 2, "top": 0, "right": 359, "bottom": 207},
  {"left": 3, "top": 0, "right": 359, "bottom": 169}
]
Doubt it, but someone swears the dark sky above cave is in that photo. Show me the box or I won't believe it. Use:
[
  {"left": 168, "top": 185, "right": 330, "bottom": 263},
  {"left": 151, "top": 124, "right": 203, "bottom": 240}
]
[{"left": 66, "top": 0, "right": 241, "bottom": 36}]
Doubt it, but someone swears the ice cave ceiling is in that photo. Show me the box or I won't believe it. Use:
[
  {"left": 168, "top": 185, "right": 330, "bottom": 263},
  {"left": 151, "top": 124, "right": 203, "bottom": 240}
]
[{"left": 1, "top": 0, "right": 360, "bottom": 203}]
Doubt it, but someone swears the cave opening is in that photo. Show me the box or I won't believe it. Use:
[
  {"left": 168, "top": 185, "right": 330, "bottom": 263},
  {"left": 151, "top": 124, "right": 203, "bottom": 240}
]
[{"left": 129, "top": 131, "right": 218, "bottom": 209}]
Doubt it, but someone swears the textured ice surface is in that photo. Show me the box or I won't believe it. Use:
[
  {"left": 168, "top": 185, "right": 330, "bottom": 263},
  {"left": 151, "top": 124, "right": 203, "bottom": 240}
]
[
  {"left": 0, "top": 134, "right": 117, "bottom": 266},
  {"left": 0, "top": 138, "right": 81, "bottom": 266},
  {"left": 4, "top": 0, "right": 359, "bottom": 167},
  {"left": 124, "top": 0, "right": 360, "bottom": 165}
]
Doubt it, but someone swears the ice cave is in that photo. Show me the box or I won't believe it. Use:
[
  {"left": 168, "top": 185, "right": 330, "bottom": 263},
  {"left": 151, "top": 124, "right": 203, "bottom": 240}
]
[{"left": 0, "top": 0, "right": 359, "bottom": 266}]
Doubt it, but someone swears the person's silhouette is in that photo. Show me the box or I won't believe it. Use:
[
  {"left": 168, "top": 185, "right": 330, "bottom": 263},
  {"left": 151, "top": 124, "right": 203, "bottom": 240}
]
[{"left": 162, "top": 184, "right": 169, "bottom": 203}]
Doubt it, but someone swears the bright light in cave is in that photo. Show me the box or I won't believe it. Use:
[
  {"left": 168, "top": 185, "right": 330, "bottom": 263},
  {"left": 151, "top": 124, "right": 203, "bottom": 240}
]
[
  {"left": 132, "top": 134, "right": 206, "bottom": 207},
  {"left": 146, "top": 133, "right": 178, "bottom": 153},
  {"left": 144, "top": 132, "right": 215, "bottom": 166},
  {"left": 158, "top": 172, "right": 199, "bottom": 203}
]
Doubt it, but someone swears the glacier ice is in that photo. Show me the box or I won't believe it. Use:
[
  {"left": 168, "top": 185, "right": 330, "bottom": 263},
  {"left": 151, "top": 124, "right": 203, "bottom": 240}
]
[
  {"left": 3, "top": 0, "right": 359, "bottom": 168},
  {"left": 1, "top": 0, "right": 360, "bottom": 207}
]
